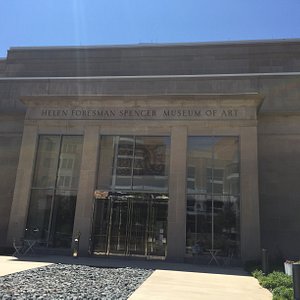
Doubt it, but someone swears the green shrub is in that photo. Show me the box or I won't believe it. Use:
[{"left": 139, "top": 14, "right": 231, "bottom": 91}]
[
  {"left": 272, "top": 286, "right": 294, "bottom": 300},
  {"left": 252, "top": 269, "right": 264, "bottom": 280},
  {"left": 259, "top": 272, "right": 293, "bottom": 290},
  {"left": 252, "top": 270, "right": 294, "bottom": 300}
]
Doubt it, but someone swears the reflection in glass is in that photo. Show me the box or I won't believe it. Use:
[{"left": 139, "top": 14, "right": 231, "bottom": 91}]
[
  {"left": 49, "top": 190, "right": 77, "bottom": 248},
  {"left": 116, "top": 137, "right": 134, "bottom": 176},
  {"left": 97, "top": 136, "right": 170, "bottom": 192},
  {"left": 25, "top": 189, "right": 52, "bottom": 241},
  {"left": 32, "top": 136, "right": 60, "bottom": 188},
  {"left": 57, "top": 136, "right": 83, "bottom": 189},
  {"left": 26, "top": 135, "right": 83, "bottom": 248},
  {"left": 186, "top": 137, "right": 240, "bottom": 260},
  {"left": 97, "top": 136, "right": 115, "bottom": 190},
  {"left": 133, "top": 137, "right": 170, "bottom": 191}
]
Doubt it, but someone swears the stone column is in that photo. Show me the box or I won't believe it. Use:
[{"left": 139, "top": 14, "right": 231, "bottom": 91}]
[
  {"left": 72, "top": 126, "right": 99, "bottom": 255},
  {"left": 7, "top": 124, "right": 38, "bottom": 244},
  {"left": 240, "top": 126, "right": 261, "bottom": 261},
  {"left": 167, "top": 126, "right": 187, "bottom": 261}
]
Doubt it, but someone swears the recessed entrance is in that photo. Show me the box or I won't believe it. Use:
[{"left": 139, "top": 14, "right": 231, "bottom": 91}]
[
  {"left": 92, "top": 193, "right": 168, "bottom": 258},
  {"left": 92, "top": 135, "right": 170, "bottom": 258}
]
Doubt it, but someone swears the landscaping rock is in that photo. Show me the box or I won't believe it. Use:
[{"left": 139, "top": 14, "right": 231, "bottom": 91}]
[{"left": 0, "top": 264, "right": 153, "bottom": 299}]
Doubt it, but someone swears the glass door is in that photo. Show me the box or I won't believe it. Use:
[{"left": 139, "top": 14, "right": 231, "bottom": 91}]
[
  {"left": 92, "top": 200, "right": 110, "bottom": 253},
  {"left": 93, "top": 135, "right": 170, "bottom": 258},
  {"left": 91, "top": 193, "right": 168, "bottom": 258},
  {"left": 108, "top": 198, "right": 128, "bottom": 255},
  {"left": 127, "top": 199, "right": 148, "bottom": 255},
  {"left": 147, "top": 199, "right": 168, "bottom": 257}
]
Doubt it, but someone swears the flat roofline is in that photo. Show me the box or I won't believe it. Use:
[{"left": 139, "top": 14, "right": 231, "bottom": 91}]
[
  {"left": 8, "top": 38, "right": 300, "bottom": 52},
  {"left": 1, "top": 71, "right": 300, "bottom": 81}
]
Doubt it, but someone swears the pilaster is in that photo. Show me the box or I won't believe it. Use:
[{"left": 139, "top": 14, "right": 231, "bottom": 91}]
[{"left": 167, "top": 126, "right": 188, "bottom": 261}]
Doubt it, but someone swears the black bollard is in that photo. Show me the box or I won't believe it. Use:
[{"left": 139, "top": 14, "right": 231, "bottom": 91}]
[
  {"left": 72, "top": 231, "right": 81, "bottom": 258},
  {"left": 293, "top": 263, "right": 300, "bottom": 300},
  {"left": 261, "top": 248, "right": 269, "bottom": 275}
]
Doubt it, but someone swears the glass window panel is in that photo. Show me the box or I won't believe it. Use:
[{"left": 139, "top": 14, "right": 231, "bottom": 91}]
[
  {"left": 97, "top": 136, "right": 115, "bottom": 190},
  {"left": 27, "top": 135, "right": 83, "bottom": 249},
  {"left": 186, "top": 136, "right": 240, "bottom": 258},
  {"left": 114, "top": 137, "right": 134, "bottom": 189},
  {"left": 115, "top": 176, "right": 132, "bottom": 190},
  {"left": 48, "top": 190, "right": 77, "bottom": 248},
  {"left": 133, "top": 137, "right": 170, "bottom": 192},
  {"left": 187, "top": 175, "right": 210, "bottom": 194},
  {"left": 57, "top": 136, "right": 83, "bottom": 189},
  {"left": 213, "top": 137, "right": 240, "bottom": 196},
  {"left": 32, "top": 136, "right": 60, "bottom": 188},
  {"left": 133, "top": 176, "right": 169, "bottom": 192},
  {"left": 97, "top": 136, "right": 134, "bottom": 190},
  {"left": 211, "top": 182, "right": 224, "bottom": 194},
  {"left": 187, "top": 137, "right": 213, "bottom": 195},
  {"left": 213, "top": 169, "right": 224, "bottom": 181},
  {"left": 116, "top": 158, "right": 132, "bottom": 176},
  {"left": 98, "top": 136, "right": 170, "bottom": 193},
  {"left": 118, "top": 137, "right": 134, "bottom": 156},
  {"left": 186, "top": 194, "right": 212, "bottom": 256},
  {"left": 117, "top": 157, "right": 132, "bottom": 169},
  {"left": 25, "top": 189, "right": 52, "bottom": 241}
]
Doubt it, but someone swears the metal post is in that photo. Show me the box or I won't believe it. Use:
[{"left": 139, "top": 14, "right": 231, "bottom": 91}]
[
  {"left": 293, "top": 263, "right": 300, "bottom": 300},
  {"left": 72, "top": 231, "right": 81, "bottom": 258},
  {"left": 261, "top": 248, "right": 269, "bottom": 275}
]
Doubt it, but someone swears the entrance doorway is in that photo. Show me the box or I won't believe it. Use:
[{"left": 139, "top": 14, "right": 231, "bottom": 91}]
[{"left": 92, "top": 193, "right": 168, "bottom": 258}]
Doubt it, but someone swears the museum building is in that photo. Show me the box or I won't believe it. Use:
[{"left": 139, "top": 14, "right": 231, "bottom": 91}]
[{"left": 1, "top": 39, "right": 300, "bottom": 263}]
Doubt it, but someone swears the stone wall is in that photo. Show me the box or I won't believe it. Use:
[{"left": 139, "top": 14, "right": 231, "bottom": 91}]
[
  {"left": 258, "top": 115, "right": 300, "bottom": 259},
  {"left": 1, "top": 40, "right": 300, "bottom": 258},
  {"left": 0, "top": 115, "right": 23, "bottom": 247},
  {"left": 3, "top": 40, "right": 300, "bottom": 77}
]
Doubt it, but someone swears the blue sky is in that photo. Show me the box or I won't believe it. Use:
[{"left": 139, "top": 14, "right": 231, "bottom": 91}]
[{"left": 1, "top": 0, "right": 300, "bottom": 57}]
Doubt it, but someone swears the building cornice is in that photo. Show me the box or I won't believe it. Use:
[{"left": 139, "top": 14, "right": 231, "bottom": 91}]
[
  {"left": 8, "top": 38, "right": 300, "bottom": 52},
  {"left": 1, "top": 72, "right": 300, "bottom": 81}
]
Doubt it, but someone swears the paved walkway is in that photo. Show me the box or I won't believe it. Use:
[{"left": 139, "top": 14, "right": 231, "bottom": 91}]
[
  {"left": 0, "top": 255, "right": 272, "bottom": 299},
  {"left": 0, "top": 255, "right": 51, "bottom": 276},
  {"left": 129, "top": 270, "right": 272, "bottom": 300}
]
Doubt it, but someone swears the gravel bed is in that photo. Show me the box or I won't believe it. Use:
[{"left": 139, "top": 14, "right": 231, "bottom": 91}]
[{"left": 0, "top": 264, "right": 153, "bottom": 299}]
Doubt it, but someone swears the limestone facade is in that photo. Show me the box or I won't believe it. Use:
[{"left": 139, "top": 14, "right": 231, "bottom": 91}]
[{"left": 1, "top": 39, "right": 300, "bottom": 261}]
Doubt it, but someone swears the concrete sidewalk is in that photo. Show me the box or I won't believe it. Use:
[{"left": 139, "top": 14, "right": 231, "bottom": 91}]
[
  {"left": 0, "top": 255, "right": 272, "bottom": 299},
  {"left": 0, "top": 256, "right": 52, "bottom": 276},
  {"left": 129, "top": 269, "right": 272, "bottom": 300}
]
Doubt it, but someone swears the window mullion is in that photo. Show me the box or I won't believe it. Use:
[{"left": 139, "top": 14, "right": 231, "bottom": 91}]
[
  {"left": 47, "top": 135, "right": 63, "bottom": 246},
  {"left": 131, "top": 136, "right": 136, "bottom": 190}
]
